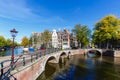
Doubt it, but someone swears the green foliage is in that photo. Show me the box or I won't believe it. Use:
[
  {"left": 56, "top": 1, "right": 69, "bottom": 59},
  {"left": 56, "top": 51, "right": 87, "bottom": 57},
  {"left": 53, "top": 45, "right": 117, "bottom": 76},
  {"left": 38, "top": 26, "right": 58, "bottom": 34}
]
[
  {"left": 6, "top": 39, "right": 12, "bottom": 47},
  {"left": 21, "top": 36, "right": 29, "bottom": 47},
  {"left": 29, "top": 36, "right": 33, "bottom": 47},
  {"left": 14, "top": 41, "right": 20, "bottom": 46},
  {"left": 0, "top": 35, "right": 19, "bottom": 48},
  {"left": 42, "top": 30, "right": 51, "bottom": 48},
  {"left": 92, "top": 15, "right": 120, "bottom": 48},
  {"left": 33, "top": 35, "right": 38, "bottom": 44},
  {"left": 72, "top": 24, "right": 91, "bottom": 47},
  {"left": 0, "top": 36, "right": 6, "bottom": 47}
]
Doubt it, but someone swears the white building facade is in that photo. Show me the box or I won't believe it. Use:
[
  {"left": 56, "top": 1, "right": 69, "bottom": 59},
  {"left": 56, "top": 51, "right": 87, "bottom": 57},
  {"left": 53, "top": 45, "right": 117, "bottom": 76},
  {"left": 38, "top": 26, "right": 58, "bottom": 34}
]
[{"left": 52, "top": 29, "right": 58, "bottom": 48}]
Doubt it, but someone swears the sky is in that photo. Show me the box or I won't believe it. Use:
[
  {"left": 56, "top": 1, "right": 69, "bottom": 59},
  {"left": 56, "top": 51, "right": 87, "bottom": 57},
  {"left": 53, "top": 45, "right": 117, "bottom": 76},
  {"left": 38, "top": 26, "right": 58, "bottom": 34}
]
[{"left": 0, "top": 0, "right": 120, "bottom": 43}]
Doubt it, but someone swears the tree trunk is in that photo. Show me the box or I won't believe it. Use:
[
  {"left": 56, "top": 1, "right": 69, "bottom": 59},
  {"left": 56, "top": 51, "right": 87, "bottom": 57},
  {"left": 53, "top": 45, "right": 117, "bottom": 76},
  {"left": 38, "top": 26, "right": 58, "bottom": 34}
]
[
  {"left": 79, "top": 42, "right": 81, "bottom": 48},
  {"left": 46, "top": 43, "right": 47, "bottom": 49},
  {"left": 106, "top": 40, "right": 109, "bottom": 49},
  {"left": 77, "top": 41, "right": 80, "bottom": 48}
]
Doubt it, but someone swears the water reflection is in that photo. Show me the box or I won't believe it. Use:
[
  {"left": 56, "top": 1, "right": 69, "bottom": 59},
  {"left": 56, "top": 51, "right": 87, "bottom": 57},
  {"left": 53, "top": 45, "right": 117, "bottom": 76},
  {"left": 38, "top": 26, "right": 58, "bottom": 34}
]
[
  {"left": 87, "top": 50, "right": 101, "bottom": 58},
  {"left": 37, "top": 57, "right": 68, "bottom": 80},
  {"left": 36, "top": 63, "right": 56, "bottom": 80},
  {"left": 37, "top": 55, "right": 120, "bottom": 80},
  {"left": 45, "top": 63, "right": 56, "bottom": 79}
]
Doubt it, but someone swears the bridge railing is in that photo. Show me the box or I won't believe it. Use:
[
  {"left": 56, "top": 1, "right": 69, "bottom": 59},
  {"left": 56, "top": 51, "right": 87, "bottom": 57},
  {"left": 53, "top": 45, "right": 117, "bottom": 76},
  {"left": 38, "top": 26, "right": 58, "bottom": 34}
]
[{"left": 0, "top": 48, "right": 61, "bottom": 79}]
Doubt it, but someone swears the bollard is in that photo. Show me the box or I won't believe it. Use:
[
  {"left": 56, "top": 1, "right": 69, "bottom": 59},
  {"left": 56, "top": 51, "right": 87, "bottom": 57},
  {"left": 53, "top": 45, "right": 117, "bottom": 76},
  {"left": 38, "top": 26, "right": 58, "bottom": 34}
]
[
  {"left": 31, "top": 55, "right": 33, "bottom": 62},
  {"left": 44, "top": 50, "right": 46, "bottom": 55},
  {"left": 23, "top": 57, "right": 25, "bottom": 66},
  {"left": 43, "top": 51, "right": 44, "bottom": 56},
  {"left": 36, "top": 54, "right": 38, "bottom": 59},
  {"left": 39, "top": 52, "right": 41, "bottom": 57}
]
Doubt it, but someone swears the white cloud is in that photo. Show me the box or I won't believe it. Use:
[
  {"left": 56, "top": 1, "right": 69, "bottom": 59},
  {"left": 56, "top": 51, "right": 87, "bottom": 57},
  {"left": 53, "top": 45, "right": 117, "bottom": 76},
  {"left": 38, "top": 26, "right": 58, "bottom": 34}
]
[
  {"left": 0, "top": 0, "right": 36, "bottom": 20},
  {"left": 0, "top": 0, "right": 66, "bottom": 24}
]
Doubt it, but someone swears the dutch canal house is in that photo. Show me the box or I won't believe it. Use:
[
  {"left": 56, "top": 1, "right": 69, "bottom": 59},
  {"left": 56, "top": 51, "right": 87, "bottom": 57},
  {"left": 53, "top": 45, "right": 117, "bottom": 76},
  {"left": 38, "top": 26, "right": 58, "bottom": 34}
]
[
  {"left": 52, "top": 29, "right": 58, "bottom": 48},
  {"left": 70, "top": 33, "right": 78, "bottom": 49},
  {"left": 62, "top": 29, "right": 70, "bottom": 49},
  {"left": 57, "top": 29, "right": 63, "bottom": 49}
]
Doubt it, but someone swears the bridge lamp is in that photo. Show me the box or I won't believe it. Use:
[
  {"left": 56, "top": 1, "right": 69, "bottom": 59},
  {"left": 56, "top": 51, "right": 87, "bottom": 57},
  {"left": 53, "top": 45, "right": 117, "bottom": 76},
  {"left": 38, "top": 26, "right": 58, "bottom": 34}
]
[{"left": 10, "top": 28, "right": 18, "bottom": 64}]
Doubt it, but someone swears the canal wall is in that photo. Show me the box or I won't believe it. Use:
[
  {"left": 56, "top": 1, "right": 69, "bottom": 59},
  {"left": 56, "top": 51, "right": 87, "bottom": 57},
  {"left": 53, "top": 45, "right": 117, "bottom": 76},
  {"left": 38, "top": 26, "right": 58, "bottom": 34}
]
[
  {"left": 102, "top": 50, "right": 114, "bottom": 57},
  {"left": 70, "top": 49, "right": 85, "bottom": 55},
  {"left": 102, "top": 50, "right": 120, "bottom": 57},
  {"left": 114, "top": 51, "right": 120, "bottom": 57},
  {"left": 84, "top": 49, "right": 120, "bottom": 57},
  {"left": 10, "top": 58, "right": 44, "bottom": 80}
]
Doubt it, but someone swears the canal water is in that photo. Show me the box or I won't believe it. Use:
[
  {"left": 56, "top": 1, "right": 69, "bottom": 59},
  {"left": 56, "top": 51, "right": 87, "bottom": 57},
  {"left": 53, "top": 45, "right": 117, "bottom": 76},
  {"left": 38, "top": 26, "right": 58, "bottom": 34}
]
[
  {"left": 37, "top": 54, "right": 120, "bottom": 80},
  {"left": 0, "top": 47, "right": 23, "bottom": 56}
]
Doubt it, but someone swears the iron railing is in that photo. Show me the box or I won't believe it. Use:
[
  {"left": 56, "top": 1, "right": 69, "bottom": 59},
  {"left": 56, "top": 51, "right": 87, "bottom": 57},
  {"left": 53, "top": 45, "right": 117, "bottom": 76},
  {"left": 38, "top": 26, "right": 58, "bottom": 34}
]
[{"left": 0, "top": 48, "right": 61, "bottom": 80}]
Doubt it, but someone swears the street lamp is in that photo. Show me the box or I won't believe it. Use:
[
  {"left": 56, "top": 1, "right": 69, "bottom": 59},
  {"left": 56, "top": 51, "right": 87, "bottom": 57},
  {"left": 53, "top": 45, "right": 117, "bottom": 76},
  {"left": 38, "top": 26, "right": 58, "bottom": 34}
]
[{"left": 10, "top": 28, "right": 18, "bottom": 64}]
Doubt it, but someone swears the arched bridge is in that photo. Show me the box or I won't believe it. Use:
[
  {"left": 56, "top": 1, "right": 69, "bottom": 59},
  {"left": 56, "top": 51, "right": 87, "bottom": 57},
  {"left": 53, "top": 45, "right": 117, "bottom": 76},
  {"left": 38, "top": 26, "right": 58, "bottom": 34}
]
[
  {"left": 0, "top": 49, "right": 71, "bottom": 80},
  {"left": 85, "top": 48, "right": 103, "bottom": 56},
  {"left": 37, "top": 50, "right": 71, "bottom": 79}
]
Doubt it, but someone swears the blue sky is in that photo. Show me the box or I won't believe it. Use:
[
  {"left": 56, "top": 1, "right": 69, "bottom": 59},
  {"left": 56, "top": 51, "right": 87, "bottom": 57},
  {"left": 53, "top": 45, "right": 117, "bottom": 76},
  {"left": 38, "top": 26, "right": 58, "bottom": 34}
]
[{"left": 0, "top": 0, "right": 120, "bottom": 43}]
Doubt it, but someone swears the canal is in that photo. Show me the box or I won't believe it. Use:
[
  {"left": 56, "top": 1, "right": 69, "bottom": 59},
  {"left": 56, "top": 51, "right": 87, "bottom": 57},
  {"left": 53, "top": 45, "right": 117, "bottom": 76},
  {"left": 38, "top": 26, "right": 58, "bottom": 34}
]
[
  {"left": 0, "top": 47, "right": 23, "bottom": 56},
  {"left": 37, "top": 54, "right": 120, "bottom": 80}
]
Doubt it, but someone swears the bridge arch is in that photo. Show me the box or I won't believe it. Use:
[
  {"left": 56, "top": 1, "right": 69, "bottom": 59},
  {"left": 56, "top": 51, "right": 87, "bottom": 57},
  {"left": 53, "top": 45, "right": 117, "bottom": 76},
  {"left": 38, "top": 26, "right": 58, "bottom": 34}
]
[
  {"left": 86, "top": 49, "right": 102, "bottom": 56},
  {"left": 43, "top": 56, "right": 57, "bottom": 70},
  {"left": 94, "top": 50, "right": 101, "bottom": 56},
  {"left": 60, "top": 52, "right": 67, "bottom": 56},
  {"left": 39, "top": 50, "right": 71, "bottom": 76}
]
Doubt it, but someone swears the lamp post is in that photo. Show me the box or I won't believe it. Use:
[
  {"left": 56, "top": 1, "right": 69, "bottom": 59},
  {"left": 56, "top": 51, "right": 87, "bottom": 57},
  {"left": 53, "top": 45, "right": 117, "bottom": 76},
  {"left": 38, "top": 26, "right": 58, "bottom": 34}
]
[{"left": 10, "top": 28, "right": 18, "bottom": 64}]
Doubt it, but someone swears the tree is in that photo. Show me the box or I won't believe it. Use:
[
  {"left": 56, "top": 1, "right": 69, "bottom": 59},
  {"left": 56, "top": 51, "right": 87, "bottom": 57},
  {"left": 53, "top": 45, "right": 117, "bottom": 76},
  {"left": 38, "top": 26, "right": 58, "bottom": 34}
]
[
  {"left": 42, "top": 30, "right": 52, "bottom": 48},
  {"left": 92, "top": 15, "right": 120, "bottom": 49},
  {"left": 29, "top": 36, "right": 33, "bottom": 47},
  {"left": 21, "top": 36, "right": 29, "bottom": 47},
  {"left": 0, "top": 36, "right": 6, "bottom": 47},
  {"left": 14, "top": 41, "right": 19, "bottom": 47},
  {"left": 6, "top": 39, "right": 12, "bottom": 47},
  {"left": 33, "top": 34, "right": 38, "bottom": 45},
  {"left": 72, "top": 24, "right": 91, "bottom": 48}
]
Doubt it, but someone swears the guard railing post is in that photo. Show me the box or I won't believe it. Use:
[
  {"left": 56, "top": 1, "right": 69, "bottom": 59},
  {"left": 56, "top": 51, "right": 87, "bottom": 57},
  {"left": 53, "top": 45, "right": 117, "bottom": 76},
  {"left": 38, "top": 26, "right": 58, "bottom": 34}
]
[
  {"left": 23, "top": 57, "right": 25, "bottom": 66},
  {"left": 0, "top": 62, "right": 3, "bottom": 76}
]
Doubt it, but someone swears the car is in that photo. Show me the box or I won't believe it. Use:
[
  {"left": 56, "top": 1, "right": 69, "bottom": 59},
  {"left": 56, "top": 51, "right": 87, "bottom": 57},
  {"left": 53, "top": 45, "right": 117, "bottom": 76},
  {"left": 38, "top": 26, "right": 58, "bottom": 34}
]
[
  {"left": 40, "top": 47, "right": 45, "bottom": 50},
  {"left": 72, "top": 46, "right": 78, "bottom": 49}
]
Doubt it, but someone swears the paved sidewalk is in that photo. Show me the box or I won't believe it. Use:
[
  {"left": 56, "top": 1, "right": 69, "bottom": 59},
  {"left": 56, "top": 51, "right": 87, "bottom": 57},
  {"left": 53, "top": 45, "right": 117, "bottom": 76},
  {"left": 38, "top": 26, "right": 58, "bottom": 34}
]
[
  {"left": 0, "top": 56, "right": 12, "bottom": 62},
  {"left": 0, "top": 55, "right": 22, "bottom": 62}
]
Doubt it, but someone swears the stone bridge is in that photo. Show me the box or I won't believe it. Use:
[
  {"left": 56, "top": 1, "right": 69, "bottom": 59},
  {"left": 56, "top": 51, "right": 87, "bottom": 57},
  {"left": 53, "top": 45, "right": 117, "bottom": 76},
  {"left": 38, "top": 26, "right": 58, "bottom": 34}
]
[
  {"left": 11, "top": 50, "right": 71, "bottom": 80},
  {"left": 85, "top": 48, "right": 103, "bottom": 55},
  {"left": 85, "top": 48, "right": 120, "bottom": 57}
]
